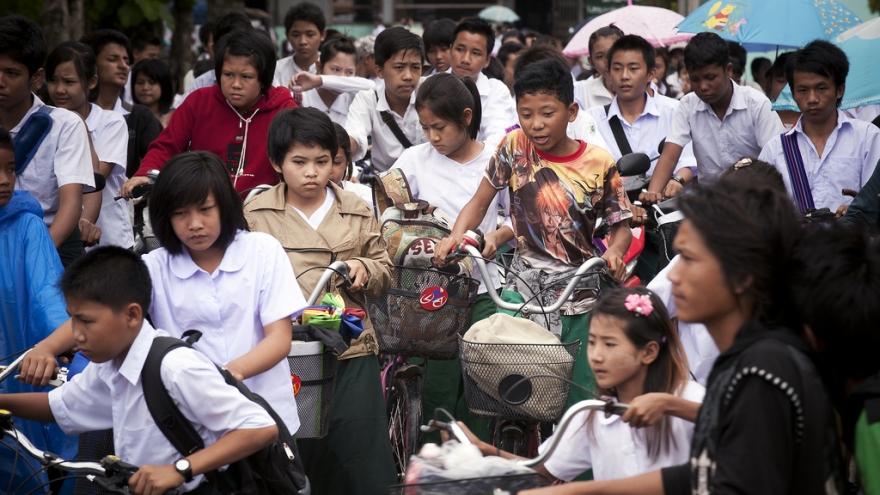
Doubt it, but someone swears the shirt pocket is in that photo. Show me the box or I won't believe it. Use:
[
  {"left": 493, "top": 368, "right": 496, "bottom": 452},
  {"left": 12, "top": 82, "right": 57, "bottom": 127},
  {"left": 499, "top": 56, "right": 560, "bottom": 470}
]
[{"left": 816, "top": 157, "right": 862, "bottom": 198}]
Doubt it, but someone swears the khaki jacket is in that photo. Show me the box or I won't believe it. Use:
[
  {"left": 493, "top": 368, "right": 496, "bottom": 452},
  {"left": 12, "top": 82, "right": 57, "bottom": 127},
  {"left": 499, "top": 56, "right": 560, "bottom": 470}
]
[{"left": 244, "top": 182, "right": 392, "bottom": 359}]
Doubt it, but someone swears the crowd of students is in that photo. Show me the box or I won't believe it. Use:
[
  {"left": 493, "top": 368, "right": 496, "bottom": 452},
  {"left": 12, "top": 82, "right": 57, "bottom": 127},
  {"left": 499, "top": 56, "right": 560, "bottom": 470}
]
[{"left": 1, "top": 4, "right": 879, "bottom": 495}]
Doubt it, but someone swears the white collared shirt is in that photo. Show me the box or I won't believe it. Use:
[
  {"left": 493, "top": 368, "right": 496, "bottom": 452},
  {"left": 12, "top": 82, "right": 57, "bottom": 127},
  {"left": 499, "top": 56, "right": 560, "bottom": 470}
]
[
  {"left": 758, "top": 111, "right": 880, "bottom": 210},
  {"left": 112, "top": 97, "right": 131, "bottom": 117},
  {"left": 272, "top": 56, "right": 317, "bottom": 89},
  {"left": 345, "top": 80, "right": 428, "bottom": 171},
  {"left": 392, "top": 142, "right": 511, "bottom": 293},
  {"left": 667, "top": 80, "right": 784, "bottom": 184},
  {"left": 567, "top": 110, "right": 609, "bottom": 152},
  {"left": 142, "top": 230, "right": 306, "bottom": 434},
  {"left": 288, "top": 187, "right": 336, "bottom": 229},
  {"left": 539, "top": 381, "right": 705, "bottom": 481},
  {"left": 299, "top": 75, "right": 376, "bottom": 127},
  {"left": 588, "top": 93, "right": 697, "bottom": 176},
  {"left": 178, "top": 70, "right": 217, "bottom": 105},
  {"left": 342, "top": 180, "right": 373, "bottom": 207},
  {"left": 48, "top": 321, "right": 275, "bottom": 493},
  {"left": 574, "top": 75, "right": 614, "bottom": 111},
  {"left": 10, "top": 95, "right": 94, "bottom": 226},
  {"left": 84, "top": 103, "right": 133, "bottom": 248},
  {"left": 472, "top": 72, "right": 517, "bottom": 148}
]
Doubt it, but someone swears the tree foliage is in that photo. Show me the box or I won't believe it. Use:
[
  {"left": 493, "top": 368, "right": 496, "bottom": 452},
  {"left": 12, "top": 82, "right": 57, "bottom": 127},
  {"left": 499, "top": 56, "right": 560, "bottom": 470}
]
[{"left": 86, "top": 0, "right": 174, "bottom": 29}]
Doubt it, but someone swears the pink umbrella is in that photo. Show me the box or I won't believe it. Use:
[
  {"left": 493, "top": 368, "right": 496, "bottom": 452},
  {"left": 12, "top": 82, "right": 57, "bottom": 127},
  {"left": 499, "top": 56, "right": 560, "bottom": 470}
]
[{"left": 563, "top": 0, "right": 694, "bottom": 57}]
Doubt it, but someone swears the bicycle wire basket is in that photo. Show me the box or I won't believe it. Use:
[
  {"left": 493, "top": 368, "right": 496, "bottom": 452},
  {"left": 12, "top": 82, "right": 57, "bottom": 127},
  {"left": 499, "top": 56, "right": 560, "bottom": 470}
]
[
  {"left": 287, "top": 341, "right": 338, "bottom": 439},
  {"left": 390, "top": 472, "right": 546, "bottom": 494},
  {"left": 366, "top": 266, "right": 481, "bottom": 360},
  {"left": 459, "top": 336, "right": 581, "bottom": 422},
  {"left": 74, "top": 429, "right": 116, "bottom": 495}
]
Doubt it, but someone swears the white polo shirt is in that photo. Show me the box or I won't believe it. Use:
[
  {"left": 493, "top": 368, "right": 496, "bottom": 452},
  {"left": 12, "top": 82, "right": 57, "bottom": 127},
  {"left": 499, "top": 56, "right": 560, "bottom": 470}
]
[
  {"left": 758, "top": 111, "right": 880, "bottom": 210},
  {"left": 10, "top": 95, "right": 94, "bottom": 226},
  {"left": 472, "top": 72, "right": 517, "bottom": 149},
  {"left": 142, "top": 230, "right": 306, "bottom": 434},
  {"left": 588, "top": 93, "right": 697, "bottom": 176},
  {"left": 667, "top": 80, "right": 784, "bottom": 184},
  {"left": 299, "top": 75, "right": 376, "bottom": 127},
  {"left": 272, "top": 56, "right": 317, "bottom": 89},
  {"left": 539, "top": 380, "right": 705, "bottom": 481},
  {"left": 48, "top": 321, "right": 275, "bottom": 493},
  {"left": 392, "top": 142, "right": 511, "bottom": 294},
  {"left": 84, "top": 103, "right": 133, "bottom": 248}
]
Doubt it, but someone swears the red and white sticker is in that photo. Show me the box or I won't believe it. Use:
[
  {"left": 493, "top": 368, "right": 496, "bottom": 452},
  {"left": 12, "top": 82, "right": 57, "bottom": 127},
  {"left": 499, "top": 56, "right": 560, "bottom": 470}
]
[
  {"left": 291, "top": 374, "right": 302, "bottom": 396},
  {"left": 419, "top": 286, "right": 449, "bottom": 311}
]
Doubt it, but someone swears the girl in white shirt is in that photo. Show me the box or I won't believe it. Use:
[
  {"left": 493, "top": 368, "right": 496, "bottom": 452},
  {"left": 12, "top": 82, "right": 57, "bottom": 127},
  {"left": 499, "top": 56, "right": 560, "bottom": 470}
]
[
  {"left": 457, "top": 287, "right": 704, "bottom": 482},
  {"left": 45, "top": 41, "right": 133, "bottom": 249},
  {"left": 574, "top": 25, "right": 622, "bottom": 111},
  {"left": 330, "top": 122, "right": 374, "bottom": 207}
]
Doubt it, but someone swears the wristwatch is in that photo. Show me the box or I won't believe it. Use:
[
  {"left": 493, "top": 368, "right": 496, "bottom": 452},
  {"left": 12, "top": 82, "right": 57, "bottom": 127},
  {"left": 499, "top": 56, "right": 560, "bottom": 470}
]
[
  {"left": 174, "top": 458, "right": 193, "bottom": 482},
  {"left": 672, "top": 175, "right": 686, "bottom": 187}
]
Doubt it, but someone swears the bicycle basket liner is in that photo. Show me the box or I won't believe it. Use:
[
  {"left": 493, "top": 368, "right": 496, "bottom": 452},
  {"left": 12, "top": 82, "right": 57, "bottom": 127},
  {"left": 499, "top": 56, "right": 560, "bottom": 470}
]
[
  {"left": 459, "top": 336, "right": 580, "bottom": 421},
  {"left": 366, "top": 266, "right": 480, "bottom": 360},
  {"left": 390, "top": 472, "right": 546, "bottom": 494},
  {"left": 287, "top": 341, "right": 338, "bottom": 439},
  {"left": 74, "top": 429, "right": 116, "bottom": 495}
]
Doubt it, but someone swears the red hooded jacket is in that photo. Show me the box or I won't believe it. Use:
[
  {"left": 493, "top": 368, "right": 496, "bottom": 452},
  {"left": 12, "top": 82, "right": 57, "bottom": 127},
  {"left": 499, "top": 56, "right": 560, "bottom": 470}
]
[{"left": 135, "top": 84, "right": 295, "bottom": 195}]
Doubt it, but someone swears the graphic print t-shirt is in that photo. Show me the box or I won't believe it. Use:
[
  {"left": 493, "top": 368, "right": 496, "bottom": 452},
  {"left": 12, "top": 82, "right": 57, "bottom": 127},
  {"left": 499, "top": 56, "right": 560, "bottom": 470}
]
[{"left": 485, "top": 129, "right": 632, "bottom": 271}]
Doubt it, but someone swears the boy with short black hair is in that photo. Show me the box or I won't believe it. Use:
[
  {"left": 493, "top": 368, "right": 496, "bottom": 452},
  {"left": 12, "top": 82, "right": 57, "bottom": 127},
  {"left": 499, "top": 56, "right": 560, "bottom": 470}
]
[
  {"left": 0, "top": 15, "right": 94, "bottom": 266},
  {"left": 0, "top": 246, "right": 279, "bottom": 495},
  {"left": 80, "top": 29, "right": 133, "bottom": 114},
  {"left": 245, "top": 107, "right": 395, "bottom": 495},
  {"left": 345, "top": 27, "right": 428, "bottom": 171},
  {"left": 497, "top": 42, "right": 524, "bottom": 95},
  {"left": 758, "top": 40, "right": 880, "bottom": 216},
  {"left": 641, "top": 32, "right": 784, "bottom": 202},
  {"left": 423, "top": 18, "right": 456, "bottom": 75},
  {"left": 273, "top": 2, "right": 326, "bottom": 88},
  {"left": 449, "top": 17, "right": 517, "bottom": 147}
]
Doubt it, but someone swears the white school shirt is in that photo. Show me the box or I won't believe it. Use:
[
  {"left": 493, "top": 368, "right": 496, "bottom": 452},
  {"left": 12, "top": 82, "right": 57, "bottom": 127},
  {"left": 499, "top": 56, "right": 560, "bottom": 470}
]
[
  {"left": 111, "top": 97, "right": 131, "bottom": 117},
  {"left": 758, "top": 112, "right": 880, "bottom": 211},
  {"left": 11, "top": 95, "right": 94, "bottom": 227},
  {"left": 84, "top": 103, "right": 133, "bottom": 248},
  {"left": 392, "top": 142, "right": 511, "bottom": 294},
  {"left": 289, "top": 187, "right": 336, "bottom": 229},
  {"left": 272, "top": 56, "right": 317, "bottom": 89},
  {"left": 298, "top": 75, "right": 376, "bottom": 127},
  {"left": 178, "top": 70, "right": 217, "bottom": 105},
  {"left": 574, "top": 75, "right": 614, "bottom": 112},
  {"left": 48, "top": 321, "right": 275, "bottom": 493},
  {"left": 343, "top": 180, "right": 373, "bottom": 207},
  {"left": 588, "top": 93, "right": 697, "bottom": 176},
  {"left": 345, "top": 80, "right": 428, "bottom": 171},
  {"left": 539, "top": 380, "right": 706, "bottom": 481},
  {"left": 473, "top": 72, "right": 517, "bottom": 148},
  {"left": 142, "top": 230, "right": 306, "bottom": 434},
  {"left": 844, "top": 104, "right": 880, "bottom": 124},
  {"left": 647, "top": 256, "right": 719, "bottom": 385},
  {"left": 667, "top": 80, "right": 784, "bottom": 185},
  {"left": 567, "top": 110, "right": 610, "bottom": 152}
]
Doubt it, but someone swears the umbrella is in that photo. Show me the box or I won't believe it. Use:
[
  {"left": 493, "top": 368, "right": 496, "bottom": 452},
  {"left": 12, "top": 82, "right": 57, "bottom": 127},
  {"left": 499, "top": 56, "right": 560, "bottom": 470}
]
[
  {"left": 676, "top": 0, "right": 863, "bottom": 50},
  {"left": 478, "top": 6, "right": 520, "bottom": 23},
  {"left": 563, "top": 0, "right": 693, "bottom": 57},
  {"left": 773, "top": 17, "right": 880, "bottom": 112}
]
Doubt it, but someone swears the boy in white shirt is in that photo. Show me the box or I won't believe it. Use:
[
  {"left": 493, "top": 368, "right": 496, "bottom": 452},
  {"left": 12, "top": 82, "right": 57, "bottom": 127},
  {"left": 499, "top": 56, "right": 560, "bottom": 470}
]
[
  {"left": 272, "top": 2, "right": 325, "bottom": 88},
  {"left": 757, "top": 40, "right": 880, "bottom": 216},
  {"left": 1, "top": 247, "right": 278, "bottom": 495},
  {"left": 640, "top": 32, "right": 785, "bottom": 204},
  {"left": 449, "top": 17, "right": 517, "bottom": 148}
]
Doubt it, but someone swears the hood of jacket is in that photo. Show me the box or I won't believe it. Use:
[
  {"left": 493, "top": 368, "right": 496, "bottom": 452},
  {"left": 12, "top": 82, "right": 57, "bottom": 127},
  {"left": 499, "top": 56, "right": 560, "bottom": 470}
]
[
  {"left": 210, "top": 84, "right": 293, "bottom": 114},
  {"left": 0, "top": 191, "right": 43, "bottom": 225}
]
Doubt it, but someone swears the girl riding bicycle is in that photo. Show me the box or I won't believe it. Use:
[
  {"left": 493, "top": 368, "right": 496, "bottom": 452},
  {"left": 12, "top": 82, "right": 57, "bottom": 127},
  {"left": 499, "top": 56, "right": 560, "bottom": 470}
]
[{"left": 455, "top": 287, "right": 704, "bottom": 482}]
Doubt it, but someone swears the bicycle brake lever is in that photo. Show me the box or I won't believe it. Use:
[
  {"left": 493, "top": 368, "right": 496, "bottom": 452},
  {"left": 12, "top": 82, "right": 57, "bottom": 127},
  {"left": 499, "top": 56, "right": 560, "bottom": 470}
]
[{"left": 603, "top": 401, "right": 630, "bottom": 418}]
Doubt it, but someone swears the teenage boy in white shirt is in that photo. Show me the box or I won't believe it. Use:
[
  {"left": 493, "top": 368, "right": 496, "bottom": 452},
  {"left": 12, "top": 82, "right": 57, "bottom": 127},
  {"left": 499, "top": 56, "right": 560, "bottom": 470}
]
[
  {"left": 640, "top": 32, "right": 784, "bottom": 204},
  {"left": 80, "top": 29, "right": 132, "bottom": 116},
  {"left": 2, "top": 247, "right": 278, "bottom": 495},
  {"left": 758, "top": 40, "right": 880, "bottom": 216},
  {"left": 272, "top": 2, "right": 325, "bottom": 88}
]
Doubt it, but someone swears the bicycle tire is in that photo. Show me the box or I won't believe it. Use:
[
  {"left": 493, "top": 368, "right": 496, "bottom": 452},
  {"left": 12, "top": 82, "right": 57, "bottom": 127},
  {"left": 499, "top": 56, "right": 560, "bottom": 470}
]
[
  {"left": 387, "top": 376, "right": 421, "bottom": 482},
  {"left": 498, "top": 422, "right": 527, "bottom": 458}
]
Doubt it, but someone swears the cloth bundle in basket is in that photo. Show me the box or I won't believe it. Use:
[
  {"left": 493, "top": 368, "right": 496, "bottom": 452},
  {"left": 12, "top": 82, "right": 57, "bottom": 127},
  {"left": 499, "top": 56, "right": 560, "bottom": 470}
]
[{"left": 459, "top": 314, "right": 580, "bottom": 421}]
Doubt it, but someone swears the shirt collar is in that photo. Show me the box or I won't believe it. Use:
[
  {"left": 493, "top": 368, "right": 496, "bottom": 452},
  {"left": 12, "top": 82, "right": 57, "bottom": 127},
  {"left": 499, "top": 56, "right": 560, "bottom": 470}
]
[
  {"left": 695, "top": 79, "right": 747, "bottom": 115},
  {"left": 789, "top": 109, "right": 853, "bottom": 136},
  {"left": 376, "top": 81, "right": 418, "bottom": 114},
  {"left": 474, "top": 72, "right": 490, "bottom": 94},
  {"left": 169, "top": 231, "right": 246, "bottom": 279},
  {"left": 114, "top": 320, "right": 160, "bottom": 385},
  {"left": 84, "top": 103, "right": 100, "bottom": 129},
  {"left": 9, "top": 94, "right": 43, "bottom": 134},
  {"left": 607, "top": 92, "right": 661, "bottom": 122}
]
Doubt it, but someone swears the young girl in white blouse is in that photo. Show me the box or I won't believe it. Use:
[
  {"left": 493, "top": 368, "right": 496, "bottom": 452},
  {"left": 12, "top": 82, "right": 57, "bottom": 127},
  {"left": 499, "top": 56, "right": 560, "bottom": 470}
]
[{"left": 457, "top": 287, "right": 704, "bottom": 482}]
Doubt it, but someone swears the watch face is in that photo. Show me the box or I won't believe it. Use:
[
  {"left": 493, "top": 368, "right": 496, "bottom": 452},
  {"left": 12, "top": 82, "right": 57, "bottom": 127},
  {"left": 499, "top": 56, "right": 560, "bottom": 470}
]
[{"left": 175, "top": 459, "right": 190, "bottom": 470}]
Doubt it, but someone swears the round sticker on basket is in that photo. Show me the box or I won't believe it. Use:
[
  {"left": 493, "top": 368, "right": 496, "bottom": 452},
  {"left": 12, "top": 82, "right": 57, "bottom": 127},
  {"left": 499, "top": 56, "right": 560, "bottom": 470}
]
[
  {"left": 291, "top": 374, "right": 302, "bottom": 396},
  {"left": 419, "top": 286, "right": 449, "bottom": 310}
]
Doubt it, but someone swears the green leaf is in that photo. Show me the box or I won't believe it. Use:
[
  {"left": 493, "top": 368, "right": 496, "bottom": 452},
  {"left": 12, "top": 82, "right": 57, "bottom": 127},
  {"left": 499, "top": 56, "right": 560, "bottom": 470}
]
[
  {"left": 134, "top": 0, "right": 159, "bottom": 21},
  {"left": 117, "top": 1, "right": 145, "bottom": 27}
]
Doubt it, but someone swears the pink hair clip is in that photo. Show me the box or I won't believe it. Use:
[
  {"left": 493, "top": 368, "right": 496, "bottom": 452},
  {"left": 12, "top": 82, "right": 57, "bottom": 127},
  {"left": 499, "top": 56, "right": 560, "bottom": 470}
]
[{"left": 624, "top": 294, "right": 654, "bottom": 317}]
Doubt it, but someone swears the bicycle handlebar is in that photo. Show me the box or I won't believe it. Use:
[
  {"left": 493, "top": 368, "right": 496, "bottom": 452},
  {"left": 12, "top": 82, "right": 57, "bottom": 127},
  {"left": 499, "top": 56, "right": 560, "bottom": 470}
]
[
  {"left": 0, "top": 348, "right": 67, "bottom": 387},
  {"left": 305, "top": 261, "right": 352, "bottom": 306}
]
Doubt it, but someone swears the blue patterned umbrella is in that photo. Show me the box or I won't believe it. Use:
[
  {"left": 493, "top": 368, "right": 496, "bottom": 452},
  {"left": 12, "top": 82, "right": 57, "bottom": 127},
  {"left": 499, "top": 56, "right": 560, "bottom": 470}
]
[{"left": 478, "top": 6, "right": 520, "bottom": 23}]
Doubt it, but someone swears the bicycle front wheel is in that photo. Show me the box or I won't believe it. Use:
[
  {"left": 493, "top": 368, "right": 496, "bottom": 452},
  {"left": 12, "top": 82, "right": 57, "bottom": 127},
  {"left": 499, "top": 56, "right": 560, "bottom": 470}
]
[{"left": 387, "top": 376, "right": 421, "bottom": 482}]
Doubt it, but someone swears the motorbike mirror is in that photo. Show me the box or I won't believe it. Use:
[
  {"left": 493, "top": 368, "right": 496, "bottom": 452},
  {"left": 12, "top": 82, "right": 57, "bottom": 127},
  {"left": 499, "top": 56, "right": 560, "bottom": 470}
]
[
  {"left": 657, "top": 138, "right": 666, "bottom": 155},
  {"left": 617, "top": 153, "right": 651, "bottom": 177},
  {"left": 498, "top": 373, "right": 533, "bottom": 405}
]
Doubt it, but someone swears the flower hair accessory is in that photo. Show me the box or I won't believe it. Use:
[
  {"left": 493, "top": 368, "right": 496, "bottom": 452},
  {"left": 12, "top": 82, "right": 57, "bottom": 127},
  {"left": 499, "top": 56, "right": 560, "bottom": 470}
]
[{"left": 624, "top": 294, "right": 654, "bottom": 317}]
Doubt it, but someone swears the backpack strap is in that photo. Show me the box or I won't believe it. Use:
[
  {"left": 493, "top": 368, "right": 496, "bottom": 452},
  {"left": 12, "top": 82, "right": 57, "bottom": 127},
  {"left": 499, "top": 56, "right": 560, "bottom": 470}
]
[
  {"left": 379, "top": 111, "right": 414, "bottom": 149},
  {"left": 11, "top": 106, "right": 54, "bottom": 175},
  {"left": 605, "top": 104, "right": 633, "bottom": 156},
  {"left": 373, "top": 168, "right": 416, "bottom": 216},
  {"left": 780, "top": 132, "right": 815, "bottom": 213}
]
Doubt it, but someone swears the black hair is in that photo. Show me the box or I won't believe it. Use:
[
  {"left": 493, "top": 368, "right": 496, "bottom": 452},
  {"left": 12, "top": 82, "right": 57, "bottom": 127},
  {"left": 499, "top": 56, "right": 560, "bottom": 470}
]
[
  {"left": 324, "top": 29, "right": 343, "bottom": 42},
  {"left": 683, "top": 32, "right": 729, "bottom": 71},
  {"left": 374, "top": 27, "right": 424, "bottom": 67},
  {"left": 497, "top": 42, "right": 525, "bottom": 68},
  {"left": 423, "top": 18, "right": 456, "bottom": 50},
  {"left": 199, "top": 21, "right": 215, "bottom": 47},
  {"left": 729, "top": 56, "right": 744, "bottom": 79},
  {"left": 768, "top": 52, "right": 792, "bottom": 80},
  {"left": 284, "top": 2, "right": 326, "bottom": 34},
  {"left": 786, "top": 39, "right": 849, "bottom": 107},
  {"left": 267, "top": 107, "right": 339, "bottom": 167},
  {"left": 213, "top": 29, "right": 277, "bottom": 92},
  {"left": 45, "top": 41, "right": 97, "bottom": 100},
  {"left": 192, "top": 59, "right": 214, "bottom": 79},
  {"left": 0, "top": 126, "right": 13, "bottom": 152},
  {"left": 0, "top": 15, "right": 47, "bottom": 77},
  {"left": 513, "top": 58, "right": 573, "bottom": 107},
  {"left": 454, "top": 17, "right": 495, "bottom": 55},
  {"left": 727, "top": 42, "right": 747, "bottom": 70},
  {"left": 607, "top": 34, "right": 656, "bottom": 73},
  {"left": 482, "top": 57, "right": 505, "bottom": 82},
  {"left": 678, "top": 183, "right": 801, "bottom": 328},
  {"left": 511, "top": 43, "right": 567, "bottom": 76},
  {"left": 718, "top": 158, "right": 786, "bottom": 194},
  {"left": 501, "top": 29, "right": 525, "bottom": 45},
  {"left": 59, "top": 246, "right": 152, "bottom": 313},
  {"left": 415, "top": 72, "right": 482, "bottom": 140},
  {"left": 130, "top": 29, "right": 162, "bottom": 55},
  {"left": 750, "top": 57, "right": 771, "bottom": 79},
  {"left": 80, "top": 29, "right": 132, "bottom": 63},
  {"left": 587, "top": 24, "right": 624, "bottom": 57},
  {"left": 589, "top": 286, "right": 689, "bottom": 461},
  {"left": 149, "top": 151, "right": 248, "bottom": 256},
  {"left": 319, "top": 37, "right": 357, "bottom": 66},
  {"left": 332, "top": 122, "right": 353, "bottom": 181},
  {"left": 212, "top": 11, "right": 253, "bottom": 47},
  {"left": 131, "top": 59, "right": 174, "bottom": 114}
]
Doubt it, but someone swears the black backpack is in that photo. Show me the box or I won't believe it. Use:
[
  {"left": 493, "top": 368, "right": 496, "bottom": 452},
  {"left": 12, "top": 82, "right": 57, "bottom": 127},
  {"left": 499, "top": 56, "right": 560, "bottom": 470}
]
[{"left": 141, "top": 333, "right": 310, "bottom": 495}]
